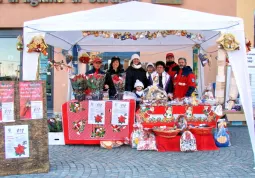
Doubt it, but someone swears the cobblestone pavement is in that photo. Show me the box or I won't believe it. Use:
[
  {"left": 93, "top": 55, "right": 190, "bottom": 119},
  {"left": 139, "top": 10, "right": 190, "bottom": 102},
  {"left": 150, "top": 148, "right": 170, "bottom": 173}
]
[{"left": 2, "top": 127, "right": 255, "bottom": 178}]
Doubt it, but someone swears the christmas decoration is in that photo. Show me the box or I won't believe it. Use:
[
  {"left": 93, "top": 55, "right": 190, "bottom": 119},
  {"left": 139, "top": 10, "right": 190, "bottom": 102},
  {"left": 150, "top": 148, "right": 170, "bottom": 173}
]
[
  {"left": 95, "top": 114, "right": 103, "bottom": 123},
  {"left": 91, "top": 127, "right": 106, "bottom": 138},
  {"left": 246, "top": 38, "right": 251, "bottom": 52},
  {"left": 69, "top": 102, "right": 84, "bottom": 113},
  {"left": 48, "top": 59, "right": 73, "bottom": 71},
  {"left": 82, "top": 30, "right": 204, "bottom": 41},
  {"left": 27, "top": 35, "right": 48, "bottom": 55},
  {"left": 216, "top": 33, "right": 240, "bottom": 51},
  {"left": 16, "top": 35, "right": 23, "bottom": 51},
  {"left": 47, "top": 113, "right": 63, "bottom": 132},
  {"left": 198, "top": 53, "right": 210, "bottom": 67},
  {"left": 73, "top": 120, "right": 86, "bottom": 135},
  {"left": 79, "top": 53, "right": 91, "bottom": 64},
  {"left": 14, "top": 144, "right": 26, "bottom": 156},
  {"left": 118, "top": 115, "right": 126, "bottom": 124}
]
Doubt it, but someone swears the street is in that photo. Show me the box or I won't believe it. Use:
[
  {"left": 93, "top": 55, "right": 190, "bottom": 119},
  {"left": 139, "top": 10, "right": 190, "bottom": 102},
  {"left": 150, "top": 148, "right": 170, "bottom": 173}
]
[{"left": 2, "top": 127, "right": 255, "bottom": 178}]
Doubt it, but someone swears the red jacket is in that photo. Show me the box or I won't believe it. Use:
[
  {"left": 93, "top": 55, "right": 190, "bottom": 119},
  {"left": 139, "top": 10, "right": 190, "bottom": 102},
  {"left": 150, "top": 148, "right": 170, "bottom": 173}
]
[
  {"left": 172, "top": 66, "right": 196, "bottom": 99},
  {"left": 166, "top": 62, "right": 179, "bottom": 78}
]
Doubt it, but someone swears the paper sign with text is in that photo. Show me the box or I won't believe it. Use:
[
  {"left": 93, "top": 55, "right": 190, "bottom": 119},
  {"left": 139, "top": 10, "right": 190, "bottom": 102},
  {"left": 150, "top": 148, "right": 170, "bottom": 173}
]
[
  {"left": 0, "top": 81, "right": 15, "bottom": 122},
  {"left": 20, "top": 81, "right": 43, "bottom": 120}
]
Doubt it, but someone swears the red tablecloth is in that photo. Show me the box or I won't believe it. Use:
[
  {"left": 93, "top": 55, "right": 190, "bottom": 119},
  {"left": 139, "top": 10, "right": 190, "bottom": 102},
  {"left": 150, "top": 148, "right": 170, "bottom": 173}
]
[
  {"left": 137, "top": 105, "right": 220, "bottom": 128},
  {"left": 156, "top": 133, "right": 219, "bottom": 152},
  {"left": 62, "top": 99, "right": 135, "bottom": 145}
]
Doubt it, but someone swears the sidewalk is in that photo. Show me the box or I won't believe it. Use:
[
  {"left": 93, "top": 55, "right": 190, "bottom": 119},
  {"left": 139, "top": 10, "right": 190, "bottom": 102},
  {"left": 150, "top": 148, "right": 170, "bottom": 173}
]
[{"left": 2, "top": 127, "right": 255, "bottom": 178}]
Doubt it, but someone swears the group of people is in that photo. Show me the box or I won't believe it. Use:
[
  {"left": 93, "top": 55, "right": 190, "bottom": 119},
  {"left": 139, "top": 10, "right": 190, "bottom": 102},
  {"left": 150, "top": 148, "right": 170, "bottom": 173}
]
[{"left": 86, "top": 53, "right": 196, "bottom": 100}]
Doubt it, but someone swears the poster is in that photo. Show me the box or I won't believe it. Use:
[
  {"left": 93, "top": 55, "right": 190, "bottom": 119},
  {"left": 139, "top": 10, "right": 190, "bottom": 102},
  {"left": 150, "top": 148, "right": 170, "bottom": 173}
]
[
  {"left": 19, "top": 81, "right": 43, "bottom": 120},
  {"left": 88, "top": 101, "right": 105, "bottom": 124},
  {"left": 111, "top": 101, "right": 129, "bottom": 125},
  {"left": 0, "top": 81, "right": 15, "bottom": 122},
  {"left": 5, "top": 125, "right": 29, "bottom": 159}
]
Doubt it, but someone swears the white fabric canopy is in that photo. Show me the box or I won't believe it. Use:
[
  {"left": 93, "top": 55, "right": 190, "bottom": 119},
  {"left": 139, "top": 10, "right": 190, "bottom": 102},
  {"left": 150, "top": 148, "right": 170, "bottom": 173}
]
[{"left": 23, "top": 1, "right": 255, "bottom": 165}]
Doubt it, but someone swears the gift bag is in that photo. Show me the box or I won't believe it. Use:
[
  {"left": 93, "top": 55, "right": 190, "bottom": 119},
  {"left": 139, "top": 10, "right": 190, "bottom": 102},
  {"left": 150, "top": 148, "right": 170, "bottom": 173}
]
[
  {"left": 180, "top": 131, "right": 197, "bottom": 152},
  {"left": 137, "top": 130, "right": 157, "bottom": 151},
  {"left": 131, "top": 129, "right": 141, "bottom": 149},
  {"left": 214, "top": 117, "right": 231, "bottom": 147},
  {"left": 214, "top": 127, "right": 231, "bottom": 147}
]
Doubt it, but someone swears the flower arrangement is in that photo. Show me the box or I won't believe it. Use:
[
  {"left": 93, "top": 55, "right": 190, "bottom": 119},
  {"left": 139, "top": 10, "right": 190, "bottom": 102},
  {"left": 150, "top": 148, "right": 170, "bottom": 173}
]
[
  {"left": 70, "top": 74, "right": 87, "bottom": 101},
  {"left": 86, "top": 74, "right": 105, "bottom": 93},
  {"left": 112, "top": 73, "right": 126, "bottom": 93},
  {"left": 47, "top": 113, "right": 63, "bottom": 132}
]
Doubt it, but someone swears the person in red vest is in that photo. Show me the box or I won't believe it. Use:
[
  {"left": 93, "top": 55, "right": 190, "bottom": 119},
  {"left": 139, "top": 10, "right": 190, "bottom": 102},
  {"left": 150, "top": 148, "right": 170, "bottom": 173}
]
[
  {"left": 173, "top": 57, "right": 196, "bottom": 99},
  {"left": 165, "top": 53, "right": 179, "bottom": 78}
]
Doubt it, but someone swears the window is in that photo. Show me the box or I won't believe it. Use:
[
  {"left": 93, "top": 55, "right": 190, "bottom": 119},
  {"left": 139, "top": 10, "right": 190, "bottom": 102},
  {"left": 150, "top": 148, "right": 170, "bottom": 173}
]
[
  {"left": 0, "top": 29, "right": 22, "bottom": 80},
  {"left": 0, "top": 38, "right": 21, "bottom": 79}
]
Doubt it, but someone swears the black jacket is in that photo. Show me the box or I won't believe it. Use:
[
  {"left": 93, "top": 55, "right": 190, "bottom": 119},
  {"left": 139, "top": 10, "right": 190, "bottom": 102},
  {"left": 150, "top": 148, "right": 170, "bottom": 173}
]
[
  {"left": 105, "top": 68, "right": 125, "bottom": 97},
  {"left": 125, "top": 66, "right": 148, "bottom": 91}
]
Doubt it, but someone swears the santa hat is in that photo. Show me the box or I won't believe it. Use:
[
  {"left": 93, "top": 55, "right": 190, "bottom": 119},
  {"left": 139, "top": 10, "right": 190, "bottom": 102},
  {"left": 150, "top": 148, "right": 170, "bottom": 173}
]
[
  {"left": 131, "top": 54, "right": 140, "bottom": 61},
  {"left": 134, "top": 79, "right": 144, "bottom": 88},
  {"left": 146, "top": 62, "right": 155, "bottom": 69}
]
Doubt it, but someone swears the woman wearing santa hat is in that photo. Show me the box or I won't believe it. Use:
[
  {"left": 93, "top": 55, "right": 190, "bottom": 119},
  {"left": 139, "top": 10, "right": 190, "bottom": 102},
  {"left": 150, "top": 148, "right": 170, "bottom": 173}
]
[{"left": 125, "top": 54, "right": 148, "bottom": 92}]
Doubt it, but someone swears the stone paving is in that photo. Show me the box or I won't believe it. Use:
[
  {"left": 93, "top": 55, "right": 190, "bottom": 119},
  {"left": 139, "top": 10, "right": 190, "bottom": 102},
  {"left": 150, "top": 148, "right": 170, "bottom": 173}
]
[{"left": 2, "top": 127, "right": 255, "bottom": 178}]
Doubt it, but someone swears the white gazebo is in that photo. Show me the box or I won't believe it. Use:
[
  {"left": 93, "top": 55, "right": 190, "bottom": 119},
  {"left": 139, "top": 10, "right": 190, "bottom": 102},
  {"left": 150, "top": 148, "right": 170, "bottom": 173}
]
[{"left": 23, "top": 1, "right": 255, "bottom": 165}]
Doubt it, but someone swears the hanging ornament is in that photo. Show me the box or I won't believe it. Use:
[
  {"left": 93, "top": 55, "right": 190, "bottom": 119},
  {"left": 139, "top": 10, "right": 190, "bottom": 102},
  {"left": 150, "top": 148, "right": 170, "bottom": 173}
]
[
  {"left": 79, "top": 53, "right": 91, "bottom": 64},
  {"left": 16, "top": 35, "right": 23, "bottom": 51},
  {"left": 246, "top": 37, "right": 251, "bottom": 52},
  {"left": 186, "top": 33, "right": 192, "bottom": 39},
  {"left": 216, "top": 33, "right": 240, "bottom": 51},
  {"left": 48, "top": 59, "right": 73, "bottom": 71},
  {"left": 81, "top": 30, "right": 204, "bottom": 41},
  {"left": 181, "top": 30, "right": 187, "bottom": 36},
  {"left": 157, "top": 32, "right": 162, "bottom": 38},
  {"left": 198, "top": 53, "right": 209, "bottom": 67},
  {"left": 27, "top": 35, "right": 48, "bottom": 56}
]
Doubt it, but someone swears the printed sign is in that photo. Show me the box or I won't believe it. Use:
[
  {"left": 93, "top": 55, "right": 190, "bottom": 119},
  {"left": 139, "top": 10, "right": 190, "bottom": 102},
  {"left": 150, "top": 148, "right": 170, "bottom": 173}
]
[
  {"left": 247, "top": 48, "right": 255, "bottom": 66},
  {"left": 5, "top": 125, "right": 29, "bottom": 159},
  {"left": 88, "top": 101, "right": 106, "bottom": 124},
  {"left": 0, "top": 82, "right": 15, "bottom": 122},
  {"left": 111, "top": 101, "right": 129, "bottom": 125},
  {"left": 20, "top": 81, "right": 43, "bottom": 120}
]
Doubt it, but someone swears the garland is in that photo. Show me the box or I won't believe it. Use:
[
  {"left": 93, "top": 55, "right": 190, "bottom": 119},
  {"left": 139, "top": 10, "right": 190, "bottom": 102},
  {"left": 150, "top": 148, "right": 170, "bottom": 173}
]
[{"left": 82, "top": 30, "right": 204, "bottom": 41}]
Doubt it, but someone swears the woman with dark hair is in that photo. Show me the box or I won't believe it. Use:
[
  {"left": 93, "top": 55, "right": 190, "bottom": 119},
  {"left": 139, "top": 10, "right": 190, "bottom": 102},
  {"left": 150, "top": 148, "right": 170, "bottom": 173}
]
[
  {"left": 105, "top": 56, "right": 125, "bottom": 97},
  {"left": 125, "top": 54, "right": 148, "bottom": 92}
]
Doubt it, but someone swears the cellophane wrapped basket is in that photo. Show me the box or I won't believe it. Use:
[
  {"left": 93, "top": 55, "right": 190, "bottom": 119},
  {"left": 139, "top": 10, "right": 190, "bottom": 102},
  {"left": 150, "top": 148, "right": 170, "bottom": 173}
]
[
  {"left": 152, "top": 126, "right": 181, "bottom": 138},
  {"left": 189, "top": 127, "right": 213, "bottom": 135}
]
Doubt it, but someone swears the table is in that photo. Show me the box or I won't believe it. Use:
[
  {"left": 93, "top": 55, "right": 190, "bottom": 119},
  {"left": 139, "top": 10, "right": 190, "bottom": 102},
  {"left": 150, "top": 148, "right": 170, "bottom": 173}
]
[
  {"left": 137, "top": 105, "right": 220, "bottom": 128},
  {"left": 62, "top": 99, "right": 135, "bottom": 144},
  {"left": 156, "top": 133, "right": 219, "bottom": 152}
]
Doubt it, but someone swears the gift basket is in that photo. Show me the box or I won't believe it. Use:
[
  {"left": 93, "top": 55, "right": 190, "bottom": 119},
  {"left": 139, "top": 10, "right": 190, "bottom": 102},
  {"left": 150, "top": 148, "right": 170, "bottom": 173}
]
[
  {"left": 189, "top": 124, "right": 213, "bottom": 135},
  {"left": 152, "top": 126, "right": 181, "bottom": 138},
  {"left": 70, "top": 74, "right": 87, "bottom": 101},
  {"left": 201, "top": 83, "right": 216, "bottom": 105},
  {"left": 143, "top": 85, "right": 168, "bottom": 106}
]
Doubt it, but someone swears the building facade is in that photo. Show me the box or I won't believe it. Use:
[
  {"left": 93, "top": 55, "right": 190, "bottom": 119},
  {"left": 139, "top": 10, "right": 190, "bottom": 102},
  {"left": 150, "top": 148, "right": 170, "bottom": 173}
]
[{"left": 0, "top": 0, "right": 247, "bottom": 112}]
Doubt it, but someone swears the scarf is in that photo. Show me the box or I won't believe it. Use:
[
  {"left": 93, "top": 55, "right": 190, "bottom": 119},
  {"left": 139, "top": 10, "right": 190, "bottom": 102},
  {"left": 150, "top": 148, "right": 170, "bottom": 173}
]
[
  {"left": 132, "top": 63, "right": 142, "bottom": 69},
  {"left": 136, "top": 90, "right": 144, "bottom": 97}
]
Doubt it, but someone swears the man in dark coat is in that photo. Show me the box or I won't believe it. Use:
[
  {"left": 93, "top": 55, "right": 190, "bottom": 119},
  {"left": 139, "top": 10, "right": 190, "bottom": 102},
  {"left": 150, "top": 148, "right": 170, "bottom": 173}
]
[
  {"left": 125, "top": 54, "right": 148, "bottom": 92},
  {"left": 172, "top": 58, "right": 196, "bottom": 99}
]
